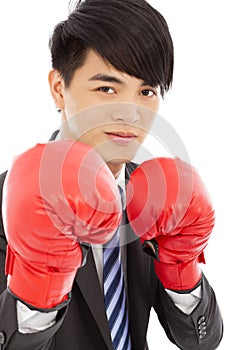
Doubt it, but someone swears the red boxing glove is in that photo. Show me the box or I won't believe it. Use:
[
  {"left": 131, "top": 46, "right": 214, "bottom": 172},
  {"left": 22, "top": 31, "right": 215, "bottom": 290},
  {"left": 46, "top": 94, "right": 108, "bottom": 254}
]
[
  {"left": 126, "top": 157, "right": 215, "bottom": 292},
  {"left": 3, "top": 140, "right": 121, "bottom": 309}
]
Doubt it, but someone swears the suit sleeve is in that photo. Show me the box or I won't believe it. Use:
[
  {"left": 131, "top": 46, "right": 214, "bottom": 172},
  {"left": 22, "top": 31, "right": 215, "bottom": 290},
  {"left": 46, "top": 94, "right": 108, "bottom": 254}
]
[
  {"left": 0, "top": 291, "right": 68, "bottom": 350},
  {"left": 152, "top": 271, "right": 224, "bottom": 350},
  {"left": 0, "top": 171, "right": 67, "bottom": 350}
]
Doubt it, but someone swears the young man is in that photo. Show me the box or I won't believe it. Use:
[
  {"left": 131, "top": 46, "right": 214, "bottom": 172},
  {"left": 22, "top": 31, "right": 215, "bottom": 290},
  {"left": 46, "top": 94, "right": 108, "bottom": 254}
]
[{"left": 0, "top": 0, "right": 223, "bottom": 349}]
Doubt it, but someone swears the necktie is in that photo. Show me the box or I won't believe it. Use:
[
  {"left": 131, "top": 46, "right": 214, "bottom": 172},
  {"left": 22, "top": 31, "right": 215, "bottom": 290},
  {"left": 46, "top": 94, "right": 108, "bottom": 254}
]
[{"left": 103, "top": 187, "right": 131, "bottom": 350}]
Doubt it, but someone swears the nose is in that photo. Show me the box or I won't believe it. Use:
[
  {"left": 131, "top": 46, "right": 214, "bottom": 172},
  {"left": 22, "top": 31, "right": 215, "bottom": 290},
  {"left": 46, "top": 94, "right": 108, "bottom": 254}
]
[{"left": 110, "top": 103, "right": 141, "bottom": 124}]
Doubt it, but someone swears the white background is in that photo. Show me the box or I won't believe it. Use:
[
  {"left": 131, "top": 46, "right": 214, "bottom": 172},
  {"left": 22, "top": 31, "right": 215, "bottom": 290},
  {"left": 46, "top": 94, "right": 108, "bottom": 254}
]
[{"left": 0, "top": 1, "right": 231, "bottom": 348}]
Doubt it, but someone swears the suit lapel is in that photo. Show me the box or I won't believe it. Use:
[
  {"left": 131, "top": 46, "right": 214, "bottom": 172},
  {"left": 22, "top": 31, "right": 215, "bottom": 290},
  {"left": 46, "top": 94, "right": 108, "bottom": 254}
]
[
  {"left": 126, "top": 230, "right": 151, "bottom": 350},
  {"left": 125, "top": 162, "right": 151, "bottom": 349},
  {"left": 75, "top": 249, "right": 114, "bottom": 350}
]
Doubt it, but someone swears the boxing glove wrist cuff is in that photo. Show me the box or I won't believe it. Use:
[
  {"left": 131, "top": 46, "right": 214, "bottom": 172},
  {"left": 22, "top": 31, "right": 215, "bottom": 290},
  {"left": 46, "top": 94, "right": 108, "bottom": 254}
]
[
  {"left": 154, "top": 258, "right": 203, "bottom": 293},
  {"left": 6, "top": 247, "right": 78, "bottom": 310},
  {"left": 7, "top": 287, "right": 71, "bottom": 312},
  {"left": 142, "top": 239, "right": 203, "bottom": 292}
]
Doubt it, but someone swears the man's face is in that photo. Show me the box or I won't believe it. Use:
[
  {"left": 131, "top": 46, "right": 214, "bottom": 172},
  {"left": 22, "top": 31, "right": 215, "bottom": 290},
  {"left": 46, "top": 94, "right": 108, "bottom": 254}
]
[{"left": 49, "top": 50, "right": 160, "bottom": 165}]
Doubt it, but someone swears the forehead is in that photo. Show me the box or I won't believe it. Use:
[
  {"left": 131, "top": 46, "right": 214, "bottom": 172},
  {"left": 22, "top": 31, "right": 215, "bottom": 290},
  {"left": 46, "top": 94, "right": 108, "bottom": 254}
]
[{"left": 71, "top": 50, "right": 147, "bottom": 86}]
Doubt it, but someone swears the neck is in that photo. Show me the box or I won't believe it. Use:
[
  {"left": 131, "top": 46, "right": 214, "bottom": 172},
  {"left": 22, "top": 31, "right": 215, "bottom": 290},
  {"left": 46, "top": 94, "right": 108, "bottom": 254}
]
[{"left": 106, "top": 161, "right": 124, "bottom": 179}]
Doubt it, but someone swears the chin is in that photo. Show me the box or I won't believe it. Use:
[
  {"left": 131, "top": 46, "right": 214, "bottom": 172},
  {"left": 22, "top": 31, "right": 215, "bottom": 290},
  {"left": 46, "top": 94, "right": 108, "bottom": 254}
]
[
  {"left": 93, "top": 141, "right": 141, "bottom": 163},
  {"left": 99, "top": 148, "right": 139, "bottom": 164},
  {"left": 107, "top": 157, "right": 132, "bottom": 165}
]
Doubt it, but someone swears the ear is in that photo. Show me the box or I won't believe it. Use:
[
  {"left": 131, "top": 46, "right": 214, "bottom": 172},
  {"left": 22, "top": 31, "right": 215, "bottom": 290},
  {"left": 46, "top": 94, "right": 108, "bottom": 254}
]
[{"left": 48, "top": 69, "right": 65, "bottom": 110}]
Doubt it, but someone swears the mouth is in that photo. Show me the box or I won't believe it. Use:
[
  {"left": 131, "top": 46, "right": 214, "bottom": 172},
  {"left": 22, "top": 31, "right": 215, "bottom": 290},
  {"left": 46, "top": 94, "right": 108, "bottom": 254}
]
[{"left": 105, "top": 131, "right": 137, "bottom": 145}]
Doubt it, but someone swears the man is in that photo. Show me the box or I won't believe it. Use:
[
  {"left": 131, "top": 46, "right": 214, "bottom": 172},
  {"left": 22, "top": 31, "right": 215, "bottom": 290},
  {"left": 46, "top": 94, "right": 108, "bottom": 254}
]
[{"left": 0, "top": 0, "right": 223, "bottom": 349}]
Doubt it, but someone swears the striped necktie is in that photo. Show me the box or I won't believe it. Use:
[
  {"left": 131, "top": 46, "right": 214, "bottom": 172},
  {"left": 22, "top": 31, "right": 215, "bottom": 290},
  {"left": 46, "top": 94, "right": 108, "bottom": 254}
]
[{"left": 103, "top": 187, "right": 131, "bottom": 350}]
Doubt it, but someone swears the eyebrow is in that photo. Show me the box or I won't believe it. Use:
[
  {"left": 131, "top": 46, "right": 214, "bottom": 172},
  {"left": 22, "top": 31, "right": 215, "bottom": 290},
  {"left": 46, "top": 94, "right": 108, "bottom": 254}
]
[
  {"left": 88, "top": 74, "right": 125, "bottom": 85},
  {"left": 88, "top": 73, "right": 157, "bottom": 88}
]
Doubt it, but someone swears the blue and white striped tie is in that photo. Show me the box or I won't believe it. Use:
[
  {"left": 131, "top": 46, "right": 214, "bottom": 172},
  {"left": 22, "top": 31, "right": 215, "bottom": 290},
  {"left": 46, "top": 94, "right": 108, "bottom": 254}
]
[{"left": 103, "top": 189, "right": 131, "bottom": 350}]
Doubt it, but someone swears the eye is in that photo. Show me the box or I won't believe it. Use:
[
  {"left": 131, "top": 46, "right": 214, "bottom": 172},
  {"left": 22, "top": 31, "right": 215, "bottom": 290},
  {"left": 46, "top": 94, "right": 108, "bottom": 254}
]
[
  {"left": 141, "top": 89, "right": 156, "bottom": 97},
  {"left": 97, "top": 87, "right": 115, "bottom": 94}
]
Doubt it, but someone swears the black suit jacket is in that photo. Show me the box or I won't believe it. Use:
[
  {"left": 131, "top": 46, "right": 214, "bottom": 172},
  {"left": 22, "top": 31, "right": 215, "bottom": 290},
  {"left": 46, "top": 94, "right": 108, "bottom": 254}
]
[{"left": 0, "top": 142, "right": 223, "bottom": 350}]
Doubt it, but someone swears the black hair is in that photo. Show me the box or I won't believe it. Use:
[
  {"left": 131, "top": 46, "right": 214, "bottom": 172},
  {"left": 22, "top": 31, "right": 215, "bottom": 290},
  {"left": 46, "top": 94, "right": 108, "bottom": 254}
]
[{"left": 49, "top": 0, "right": 174, "bottom": 97}]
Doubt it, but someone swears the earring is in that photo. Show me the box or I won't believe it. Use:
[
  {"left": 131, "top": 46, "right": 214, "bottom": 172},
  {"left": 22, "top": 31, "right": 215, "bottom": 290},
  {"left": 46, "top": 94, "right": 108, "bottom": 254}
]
[{"left": 55, "top": 106, "right": 62, "bottom": 113}]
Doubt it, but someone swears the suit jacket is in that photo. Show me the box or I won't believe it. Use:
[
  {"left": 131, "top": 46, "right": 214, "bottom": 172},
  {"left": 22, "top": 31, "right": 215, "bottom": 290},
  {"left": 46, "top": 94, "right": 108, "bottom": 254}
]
[{"left": 0, "top": 140, "right": 223, "bottom": 350}]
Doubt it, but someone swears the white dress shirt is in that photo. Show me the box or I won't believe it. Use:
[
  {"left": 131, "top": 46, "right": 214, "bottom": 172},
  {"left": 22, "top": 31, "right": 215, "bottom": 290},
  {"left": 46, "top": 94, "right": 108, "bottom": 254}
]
[{"left": 17, "top": 164, "right": 201, "bottom": 334}]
